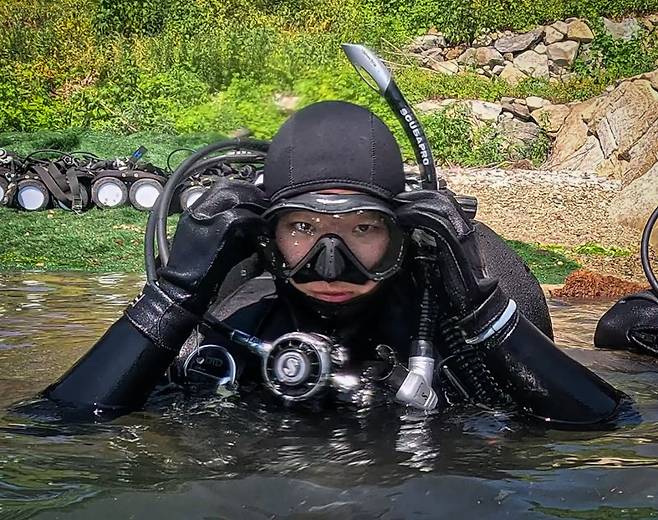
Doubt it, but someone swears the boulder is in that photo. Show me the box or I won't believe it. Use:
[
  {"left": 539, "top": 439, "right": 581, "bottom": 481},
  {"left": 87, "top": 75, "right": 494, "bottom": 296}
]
[
  {"left": 503, "top": 52, "right": 514, "bottom": 61},
  {"left": 535, "top": 43, "right": 547, "bottom": 54},
  {"left": 526, "top": 96, "right": 549, "bottom": 111},
  {"left": 467, "top": 100, "right": 502, "bottom": 122},
  {"left": 514, "top": 50, "right": 549, "bottom": 79},
  {"left": 642, "top": 69, "right": 658, "bottom": 90},
  {"left": 546, "top": 40, "right": 580, "bottom": 67},
  {"left": 608, "top": 162, "right": 658, "bottom": 248},
  {"left": 502, "top": 101, "right": 531, "bottom": 120},
  {"left": 497, "top": 118, "right": 542, "bottom": 147},
  {"left": 430, "top": 60, "right": 460, "bottom": 75},
  {"left": 494, "top": 28, "right": 543, "bottom": 54},
  {"left": 567, "top": 20, "right": 594, "bottom": 42},
  {"left": 409, "top": 34, "right": 446, "bottom": 52},
  {"left": 550, "top": 21, "right": 569, "bottom": 35},
  {"left": 457, "top": 48, "right": 477, "bottom": 66},
  {"left": 546, "top": 78, "right": 658, "bottom": 179},
  {"left": 603, "top": 17, "right": 642, "bottom": 41},
  {"left": 531, "top": 104, "right": 572, "bottom": 135},
  {"left": 499, "top": 63, "right": 527, "bottom": 85},
  {"left": 475, "top": 46, "right": 504, "bottom": 67},
  {"left": 544, "top": 26, "right": 565, "bottom": 45},
  {"left": 445, "top": 46, "right": 465, "bottom": 60},
  {"left": 492, "top": 64, "right": 505, "bottom": 75}
]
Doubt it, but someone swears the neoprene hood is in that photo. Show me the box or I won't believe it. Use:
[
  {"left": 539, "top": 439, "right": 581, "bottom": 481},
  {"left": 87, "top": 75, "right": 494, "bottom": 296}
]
[{"left": 263, "top": 101, "right": 405, "bottom": 201}]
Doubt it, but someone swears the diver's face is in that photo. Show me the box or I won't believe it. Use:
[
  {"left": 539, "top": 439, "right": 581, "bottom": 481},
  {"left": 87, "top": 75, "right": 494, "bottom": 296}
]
[{"left": 274, "top": 193, "right": 391, "bottom": 303}]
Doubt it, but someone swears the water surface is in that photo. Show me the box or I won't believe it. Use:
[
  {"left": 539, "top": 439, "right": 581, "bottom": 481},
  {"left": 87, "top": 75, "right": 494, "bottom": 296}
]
[{"left": 2, "top": 272, "right": 658, "bottom": 519}]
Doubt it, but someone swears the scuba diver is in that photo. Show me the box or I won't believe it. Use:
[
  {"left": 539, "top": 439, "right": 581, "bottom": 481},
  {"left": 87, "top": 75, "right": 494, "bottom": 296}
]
[{"left": 42, "top": 100, "right": 625, "bottom": 427}]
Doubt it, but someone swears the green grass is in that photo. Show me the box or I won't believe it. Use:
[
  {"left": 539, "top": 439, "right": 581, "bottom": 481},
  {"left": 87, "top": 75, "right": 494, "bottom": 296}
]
[
  {"left": 505, "top": 239, "right": 581, "bottom": 285},
  {"left": 0, "top": 206, "right": 584, "bottom": 283}
]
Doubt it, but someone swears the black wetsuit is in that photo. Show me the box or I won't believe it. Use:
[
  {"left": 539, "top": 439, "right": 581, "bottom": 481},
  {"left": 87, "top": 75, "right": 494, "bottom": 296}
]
[
  {"left": 43, "top": 223, "right": 625, "bottom": 427},
  {"left": 595, "top": 291, "right": 658, "bottom": 356}
]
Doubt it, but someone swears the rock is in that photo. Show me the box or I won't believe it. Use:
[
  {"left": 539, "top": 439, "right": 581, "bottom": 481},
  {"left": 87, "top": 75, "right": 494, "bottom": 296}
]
[
  {"left": 499, "top": 63, "right": 527, "bottom": 85},
  {"left": 273, "top": 93, "right": 300, "bottom": 113},
  {"left": 551, "top": 21, "right": 569, "bottom": 35},
  {"left": 642, "top": 69, "right": 658, "bottom": 90},
  {"left": 532, "top": 104, "right": 571, "bottom": 134},
  {"left": 497, "top": 118, "right": 542, "bottom": 147},
  {"left": 514, "top": 50, "right": 549, "bottom": 79},
  {"left": 494, "top": 28, "right": 543, "bottom": 53},
  {"left": 608, "top": 162, "right": 658, "bottom": 248},
  {"left": 444, "top": 46, "right": 465, "bottom": 60},
  {"left": 492, "top": 64, "right": 505, "bottom": 75},
  {"left": 554, "top": 135, "right": 605, "bottom": 171},
  {"left": 567, "top": 20, "right": 594, "bottom": 42},
  {"left": 476, "top": 67, "right": 486, "bottom": 75},
  {"left": 526, "top": 96, "right": 548, "bottom": 111},
  {"left": 408, "top": 34, "right": 446, "bottom": 52},
  {"left": 430, "top": 59, "right": 460, "bottom": 75},
  {"left": 603, "top": 17, "right": 642, "bottom": 41},
  {"left": 503, "top": 52, "right": 514, "bottom": 61},
  {"left": 457, "top": 48, "right": 477, "bottom": 66},
  {"left": 546, "top": 40, "right": 580, "bottom": 67},
  {"left": 546, "top": 79, "right": 658, "bottom": 179},
  {"left": 415, "top": 100, "right": 446, "bottom": 112},
  {"left": 475, "top": 46, "right": 504, "bottom": 67},
  {"left": 503, "top": 102, "right": 531, "bottom": 120},
  {"left": 468, "top": 100, "right": 502, "bottom": 122},
  {"left": 544, "top": 26, "right": 565, "bottom": 44},
  {"left": 535, "top": 43, "right": 547, "bottom": 54}
]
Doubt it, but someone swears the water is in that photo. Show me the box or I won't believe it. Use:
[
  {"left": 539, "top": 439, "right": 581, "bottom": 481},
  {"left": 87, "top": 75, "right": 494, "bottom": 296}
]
[{"left": 2, "top": 272, "right": 658, "bottom": 519}]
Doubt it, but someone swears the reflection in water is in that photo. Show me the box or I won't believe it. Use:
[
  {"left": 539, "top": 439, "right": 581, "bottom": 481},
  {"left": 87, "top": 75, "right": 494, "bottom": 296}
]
[{"left": 2, "top": 272, "right": 658, "bottom": 519}]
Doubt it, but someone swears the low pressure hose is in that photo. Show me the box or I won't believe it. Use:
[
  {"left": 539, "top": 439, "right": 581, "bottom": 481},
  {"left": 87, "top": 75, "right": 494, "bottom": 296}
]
[
  {"left": 382, "top": 259, "right": 440, "bottom": 410},
  {"left": 641, "top": 205, "right": 658, "bottom": 295}
]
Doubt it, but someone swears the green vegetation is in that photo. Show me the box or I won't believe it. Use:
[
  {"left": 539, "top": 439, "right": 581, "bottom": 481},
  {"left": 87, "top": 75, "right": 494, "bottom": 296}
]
[
  {"left": 0, "top": 207, "right": 583, "bottom": 283},
  {"left": 2, "top": 0, "right": 658, "bottom": 168},
  {"left": 504, "top": 239, "right": 581, "bottom": 284}
]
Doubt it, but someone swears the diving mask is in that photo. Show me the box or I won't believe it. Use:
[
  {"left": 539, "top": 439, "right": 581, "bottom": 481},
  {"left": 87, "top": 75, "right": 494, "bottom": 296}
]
[{"left": 260, "top": 192, "right": 406, "bottom": 284}]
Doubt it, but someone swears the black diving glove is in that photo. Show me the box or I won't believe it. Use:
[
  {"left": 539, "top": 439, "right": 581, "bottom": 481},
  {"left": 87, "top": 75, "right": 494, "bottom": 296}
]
[
  {"left": 125, "top": 178, "right": 268, "bottom": 352},
  {"left": 395, "top": 190, "right": 514, "bottom": 345}
]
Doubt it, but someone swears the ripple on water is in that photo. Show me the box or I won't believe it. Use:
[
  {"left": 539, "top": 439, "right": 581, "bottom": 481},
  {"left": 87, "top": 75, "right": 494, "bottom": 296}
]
[{"left": 2, "top": 273, "right": 658, "bottom": 518}]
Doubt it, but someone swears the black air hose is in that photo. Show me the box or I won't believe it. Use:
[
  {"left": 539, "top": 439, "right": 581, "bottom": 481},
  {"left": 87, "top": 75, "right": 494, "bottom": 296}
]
[{"left": 641, "top": 205, "right": 658, "bottom": 295}]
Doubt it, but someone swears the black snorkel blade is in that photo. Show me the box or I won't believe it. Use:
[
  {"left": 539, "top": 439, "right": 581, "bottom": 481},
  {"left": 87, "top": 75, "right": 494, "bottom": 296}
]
[{"left": 341, "top": 43, "right": 440, "bottom": 191}]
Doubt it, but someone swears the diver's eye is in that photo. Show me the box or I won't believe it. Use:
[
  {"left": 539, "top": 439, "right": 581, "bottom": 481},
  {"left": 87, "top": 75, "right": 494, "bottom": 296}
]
[
  {"left": 292, "top": 222, "right": 315, "bottom": 235},
  {"left": 353, "top": 224, "right": 379, "bottom": 235}
]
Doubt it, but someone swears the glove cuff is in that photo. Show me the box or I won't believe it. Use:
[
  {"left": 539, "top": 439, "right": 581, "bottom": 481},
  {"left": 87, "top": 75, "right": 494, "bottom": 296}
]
[
  {"left": 125, "top": 283, "right": 200, "bottom": 352},
  {"left": 458, "top": 285, "right": 517, "bottom": 345}
]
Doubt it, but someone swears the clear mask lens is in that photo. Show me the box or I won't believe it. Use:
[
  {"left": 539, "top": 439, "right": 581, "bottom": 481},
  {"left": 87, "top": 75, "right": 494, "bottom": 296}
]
[{"left": 271, "top": 209, "right": 405, "bottom": 279}]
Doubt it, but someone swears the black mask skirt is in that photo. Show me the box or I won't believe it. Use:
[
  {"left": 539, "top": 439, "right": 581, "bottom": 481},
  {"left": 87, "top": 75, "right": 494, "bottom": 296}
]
[{"left": 260, "top": 192, "right": 406, "bottom": 285}]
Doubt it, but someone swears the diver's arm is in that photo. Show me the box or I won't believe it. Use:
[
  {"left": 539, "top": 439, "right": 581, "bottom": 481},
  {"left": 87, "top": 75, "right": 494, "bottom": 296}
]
[
  {"left": 395, "top": 190, "right": 623, "bottom": 427},
  {"left": 476, "top": 307, "right": 622, "bottom": 426},
  {"left": 43, "top": 180, "right": 268, "bottom": 418},
  {"left": 594, "top": 291, "right": 658, "bottom": 356}
]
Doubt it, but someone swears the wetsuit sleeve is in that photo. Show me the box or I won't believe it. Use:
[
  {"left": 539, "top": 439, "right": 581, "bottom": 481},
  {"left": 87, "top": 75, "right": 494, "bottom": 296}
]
[
  {"left": 43, "top": 316, "right": 181, "bottom": 418},
  {"left": 481, "top": 313, "right": 623, "bottom": 427},
  {"left": 594, "top": 291, "right": 658, "bottom": 356}
]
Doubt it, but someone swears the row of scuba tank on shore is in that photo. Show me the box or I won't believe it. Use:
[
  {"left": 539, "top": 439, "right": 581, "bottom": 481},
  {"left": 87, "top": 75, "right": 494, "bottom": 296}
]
[{"left": 0, "top": 145, "right": 263, "bottom": 213}]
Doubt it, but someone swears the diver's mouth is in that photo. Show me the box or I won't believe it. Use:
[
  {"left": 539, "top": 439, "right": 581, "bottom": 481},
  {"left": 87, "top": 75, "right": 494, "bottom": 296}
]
[{"left": 308, "top": 290, "right": 355, "bottom": 303}]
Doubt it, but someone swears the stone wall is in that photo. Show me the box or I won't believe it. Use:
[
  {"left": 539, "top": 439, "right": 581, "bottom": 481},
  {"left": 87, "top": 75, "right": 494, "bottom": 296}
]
[{"left": 409, "top": 16, "right": 657, "bottom": 84}]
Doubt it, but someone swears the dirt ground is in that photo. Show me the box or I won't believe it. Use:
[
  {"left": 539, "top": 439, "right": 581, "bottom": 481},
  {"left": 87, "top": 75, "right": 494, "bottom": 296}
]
[{"left": 436, "top": 167, "right": 656, "bottom": 283}]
